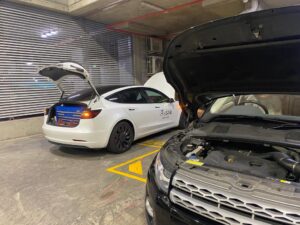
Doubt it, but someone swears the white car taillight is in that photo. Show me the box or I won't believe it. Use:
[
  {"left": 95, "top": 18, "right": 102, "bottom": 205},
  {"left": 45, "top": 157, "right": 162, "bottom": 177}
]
[{"left": 80, "top": 109, "right": 101, "bottom": 119}]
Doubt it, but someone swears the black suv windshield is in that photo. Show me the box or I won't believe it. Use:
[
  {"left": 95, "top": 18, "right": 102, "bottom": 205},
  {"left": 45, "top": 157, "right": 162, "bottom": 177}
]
[
  {"left": 63, "top": 85, "right": 126, "bottom": 102},
  {"left": 207, "top": 94, "right": 300, "bottom": 124}
]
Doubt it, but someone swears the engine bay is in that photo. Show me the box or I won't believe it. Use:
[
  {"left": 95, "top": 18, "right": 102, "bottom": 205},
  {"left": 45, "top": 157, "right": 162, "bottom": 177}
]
[{"left": 181, "top": 138, "right": 300, "bottom": 183}]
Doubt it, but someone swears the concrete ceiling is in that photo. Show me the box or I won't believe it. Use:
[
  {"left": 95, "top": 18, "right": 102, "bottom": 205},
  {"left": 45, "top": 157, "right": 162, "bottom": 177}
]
[{"left": 10, "top": 0, "right": 300, "bottom": 37}]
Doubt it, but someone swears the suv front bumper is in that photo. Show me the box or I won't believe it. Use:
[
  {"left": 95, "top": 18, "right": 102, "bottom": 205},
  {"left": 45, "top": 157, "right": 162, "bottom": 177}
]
[{"left": 146, "top": 162, "right": 221, "bottom": 225}]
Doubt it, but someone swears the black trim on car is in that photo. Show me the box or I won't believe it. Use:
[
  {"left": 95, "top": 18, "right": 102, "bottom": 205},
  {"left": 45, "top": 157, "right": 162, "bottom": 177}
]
[{"left": 146, "top": 160, "right": 222, "bottom": 225}]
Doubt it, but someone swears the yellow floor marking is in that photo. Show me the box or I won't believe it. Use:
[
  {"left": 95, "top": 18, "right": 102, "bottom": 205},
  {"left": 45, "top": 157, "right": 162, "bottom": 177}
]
[
  {"left": 106, "top": 139, "right": 165, "bottom": 183},
  {"left": 141, "top": 140, "right": 165, "bottom": 147},
  {"left": 128, "top": 160, "right": 143, "bottom": 175},
  {"left": 138, "top": 143, "right": 163, "bottom": 148},
  {"left": 106, "top": 149, "right": 159, "bottom": 183},
  {"left": 107, "top": 168, "right": 148, "bottom": 183}
]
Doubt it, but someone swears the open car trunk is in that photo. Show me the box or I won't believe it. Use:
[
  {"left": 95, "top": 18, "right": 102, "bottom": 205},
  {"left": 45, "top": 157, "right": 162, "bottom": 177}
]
[
  {"left": 39, "top": 62, "right": 96, "bottom": 127},
  {"left": 39, "top": 62, "right": 100, "bottom": 99}
]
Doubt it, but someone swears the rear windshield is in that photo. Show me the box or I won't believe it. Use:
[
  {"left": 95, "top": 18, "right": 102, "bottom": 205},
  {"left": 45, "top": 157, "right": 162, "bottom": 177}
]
[{"left": 63, "top": 85, "right": 126, "bottom": 102}]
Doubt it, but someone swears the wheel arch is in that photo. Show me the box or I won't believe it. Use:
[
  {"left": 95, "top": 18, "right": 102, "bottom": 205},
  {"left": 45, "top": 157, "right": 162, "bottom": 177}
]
[{"left": 113, "top": 119, "right": 136, "bottom": 140}]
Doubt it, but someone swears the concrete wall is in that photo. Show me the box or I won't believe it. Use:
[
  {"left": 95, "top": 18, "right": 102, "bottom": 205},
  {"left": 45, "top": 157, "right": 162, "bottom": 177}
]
[
  {"left": 132, "top": 36, "right": 148, "bottom": 85},
  {"left": 0, "top": 117, "right": 44, "bottom": 141}
]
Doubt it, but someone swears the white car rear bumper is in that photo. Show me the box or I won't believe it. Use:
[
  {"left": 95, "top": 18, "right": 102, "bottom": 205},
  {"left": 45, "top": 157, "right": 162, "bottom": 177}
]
[{"left": 42, "top": 121, "right": 110, "bottom": 149}]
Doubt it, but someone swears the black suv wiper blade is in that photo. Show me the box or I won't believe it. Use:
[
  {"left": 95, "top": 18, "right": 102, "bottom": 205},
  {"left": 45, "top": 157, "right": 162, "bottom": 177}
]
[
  {"left": 211, "top": 115, "right": 298, "bottom": 126},
  {"left": 272, "top": 124, "right": 300, "bottom": 130}
]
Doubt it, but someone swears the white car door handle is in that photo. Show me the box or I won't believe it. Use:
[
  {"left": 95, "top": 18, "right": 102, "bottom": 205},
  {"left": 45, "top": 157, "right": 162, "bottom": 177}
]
[
  {"left": 155, "top": 106, "right": 160, "bottom": 109},
  {"left": 128, "top": 108, "right": 135, "bottom": 111}
]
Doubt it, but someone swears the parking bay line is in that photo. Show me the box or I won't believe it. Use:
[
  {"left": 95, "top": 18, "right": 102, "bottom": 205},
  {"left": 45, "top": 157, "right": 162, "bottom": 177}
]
[
  {"left": 106, "top": 148, "right": 160, "bottom": 183},
  {"left": 138, "top": 143, "right": 163, "bottom": 148}
]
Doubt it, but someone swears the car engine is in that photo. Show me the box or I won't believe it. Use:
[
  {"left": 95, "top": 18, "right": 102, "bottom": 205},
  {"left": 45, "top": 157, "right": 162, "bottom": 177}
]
[{"left": 181, "top": 138, "right": 300, "bottom": 182}]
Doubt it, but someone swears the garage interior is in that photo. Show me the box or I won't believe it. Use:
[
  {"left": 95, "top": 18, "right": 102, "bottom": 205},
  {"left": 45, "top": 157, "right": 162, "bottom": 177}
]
[{"left": 1, "top": 0, "right": 300, "bottom": 225}]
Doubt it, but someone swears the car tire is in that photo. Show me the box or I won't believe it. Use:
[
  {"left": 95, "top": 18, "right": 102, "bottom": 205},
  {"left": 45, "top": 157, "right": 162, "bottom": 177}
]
[
  {"left": 178, "top": 112, "right": 189, "bottom": 129},
  {"left": 107, "top": 121, "right": 134, "bottom": 154}
]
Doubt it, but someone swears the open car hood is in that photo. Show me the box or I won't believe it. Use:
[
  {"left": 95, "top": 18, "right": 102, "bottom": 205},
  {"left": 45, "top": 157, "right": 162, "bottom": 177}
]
[
  {"left": 38, "top": 62, "right": 99, "bottom": 98},
  {"left": 144, "top": 72, "right": 175, "bottom": 98},
  {"left": 164, "top": 6, "right": 300, "bottom": 109}
]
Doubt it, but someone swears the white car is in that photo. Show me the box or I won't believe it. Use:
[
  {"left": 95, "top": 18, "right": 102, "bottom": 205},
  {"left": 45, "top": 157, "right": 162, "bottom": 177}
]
[{"left": 39, "top": 62, "right": 186, "bottom": 153}]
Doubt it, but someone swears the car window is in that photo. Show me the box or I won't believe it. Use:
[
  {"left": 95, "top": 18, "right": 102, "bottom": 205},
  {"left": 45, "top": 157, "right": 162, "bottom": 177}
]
[
  {"left": 106, "top": 93, "right": 121, "bottom": 102},
  {"left": 64, "top": 88, "right": 95, "bottom": 102},
  {"left": 64, "top": 85, "right": 126, "bottom": 102},
  {"left": 144, "top": 89, "right": 170, "bottom": 103},
  {"left": 106, "top": 88, "right": 147, "bottom": 104}
]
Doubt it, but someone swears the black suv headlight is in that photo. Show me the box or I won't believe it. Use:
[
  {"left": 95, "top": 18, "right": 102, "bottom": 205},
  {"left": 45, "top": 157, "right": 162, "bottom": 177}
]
[{"left": 154, "top": 152, "right": 172, "bottom": 193}]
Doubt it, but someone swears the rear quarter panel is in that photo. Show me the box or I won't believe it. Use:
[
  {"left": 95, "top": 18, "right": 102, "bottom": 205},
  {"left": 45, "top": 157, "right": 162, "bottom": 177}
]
[{"left": 100, "top": 98, "right": 138, "bottom": 141}]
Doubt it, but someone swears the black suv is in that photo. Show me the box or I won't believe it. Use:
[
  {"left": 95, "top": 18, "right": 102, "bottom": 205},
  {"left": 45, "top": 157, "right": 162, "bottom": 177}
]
[{"left": 146, "top": 6, "right": 300, "bottom": 225}]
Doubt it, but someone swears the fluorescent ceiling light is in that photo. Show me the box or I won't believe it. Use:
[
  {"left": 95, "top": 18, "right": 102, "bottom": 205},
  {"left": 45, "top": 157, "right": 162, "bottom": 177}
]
[
  {"left": 101, "top": 0, "right": 130, "bottom": 12},
  {"left": 141, "top": 1, "right": 164, "bottom": 11}
]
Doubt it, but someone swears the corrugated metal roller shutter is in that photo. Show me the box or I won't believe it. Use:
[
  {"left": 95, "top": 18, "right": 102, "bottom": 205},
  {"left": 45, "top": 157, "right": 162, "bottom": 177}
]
[{"left": 0, "top": 1, "right": 134, "bottom": 120}]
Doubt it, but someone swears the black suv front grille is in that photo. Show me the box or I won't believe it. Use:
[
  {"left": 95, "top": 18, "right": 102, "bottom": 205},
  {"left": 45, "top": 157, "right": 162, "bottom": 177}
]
[{"left": 169, "top": 172, "right": 300, "bottom": 225}]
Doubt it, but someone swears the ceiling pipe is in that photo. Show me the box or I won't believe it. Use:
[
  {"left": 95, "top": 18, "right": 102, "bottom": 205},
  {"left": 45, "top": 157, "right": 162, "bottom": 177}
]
[
  {"left": 141, "top": 1, "right": 165, "bottom": 12},
  {"left": 163, "top": 0, "right": 265, "bottom": 40},
  {"left": 105, "top": 0, "right": 204, "bottom": 38},
  {"left": 106, "top": 0, "right": 264, "bottom": 38},
  {"left": 83, "top": 0, "right": 130, "bottom": 17},
  {"left": 101, "top": 0, "right": 131, "bottom": 12}
]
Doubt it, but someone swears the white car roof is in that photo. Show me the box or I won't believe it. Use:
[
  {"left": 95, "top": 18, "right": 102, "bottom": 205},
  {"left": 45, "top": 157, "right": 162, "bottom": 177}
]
[{"left": 101, "top": 84, "right": 173, "bottom": 99}]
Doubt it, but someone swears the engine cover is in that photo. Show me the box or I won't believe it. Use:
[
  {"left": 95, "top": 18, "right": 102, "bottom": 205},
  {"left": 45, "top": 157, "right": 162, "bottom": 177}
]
[{"left": 203, "top": 150, "right": 288, "bottom": 179}]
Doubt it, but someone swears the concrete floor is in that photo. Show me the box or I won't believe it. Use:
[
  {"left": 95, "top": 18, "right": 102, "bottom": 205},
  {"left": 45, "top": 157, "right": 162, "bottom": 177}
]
[{"left": 0, "top": 130, "right": 177, "bottom": 225}]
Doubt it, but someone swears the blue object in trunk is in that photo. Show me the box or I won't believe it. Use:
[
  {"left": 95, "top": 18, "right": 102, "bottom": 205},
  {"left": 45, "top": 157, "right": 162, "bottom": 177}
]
[{"left": 55, "top": 105, "right": 85, "bottom": 127}]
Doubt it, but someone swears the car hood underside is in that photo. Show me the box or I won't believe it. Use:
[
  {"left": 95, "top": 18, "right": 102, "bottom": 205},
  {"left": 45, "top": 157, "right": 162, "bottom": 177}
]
[{"left": 164, "top": 6, "right": 300, "bottom": 107}]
